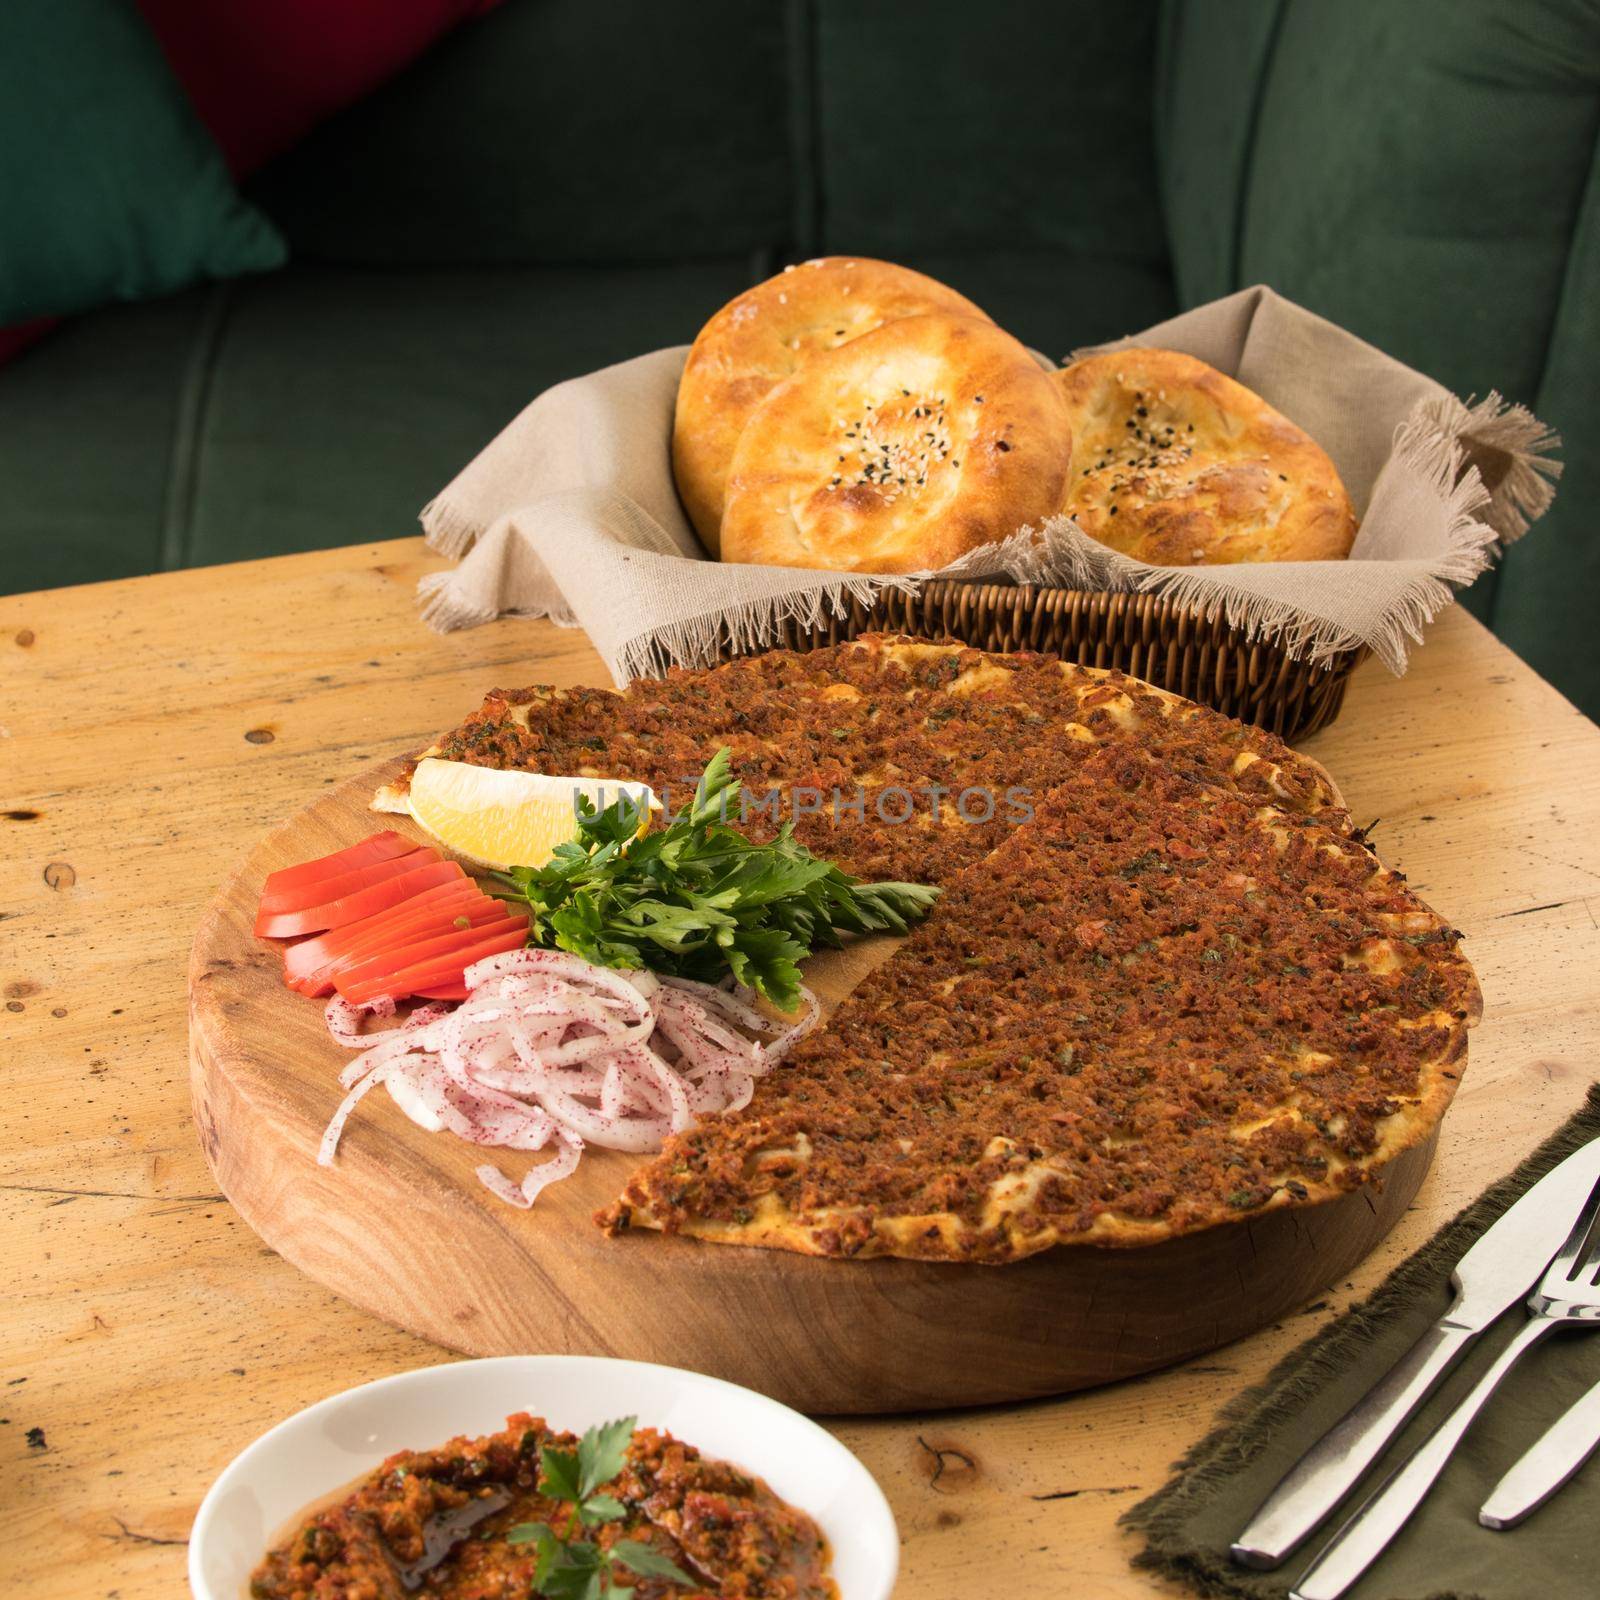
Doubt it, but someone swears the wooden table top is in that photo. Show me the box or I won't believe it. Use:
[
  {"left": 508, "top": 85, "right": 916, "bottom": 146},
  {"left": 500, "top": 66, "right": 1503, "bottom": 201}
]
[{"left": 4, "top": 540, "right": 1598, "bottom": 1599}]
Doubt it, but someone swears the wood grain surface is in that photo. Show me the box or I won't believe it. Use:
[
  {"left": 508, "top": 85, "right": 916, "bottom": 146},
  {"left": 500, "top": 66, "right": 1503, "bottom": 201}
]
[
  {"left": 4, "top": 541, "right": 1599, "bottom": 1599},
  {"left": 189, "top": 757, "right": 1430, "bottom": 1412}
]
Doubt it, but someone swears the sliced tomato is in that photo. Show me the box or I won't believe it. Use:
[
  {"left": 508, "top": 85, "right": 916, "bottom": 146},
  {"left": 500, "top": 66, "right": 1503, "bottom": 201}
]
[
  {"left": 284, "top": 896, "right": 489, "bottom": 992},
  {"left": 331, "top": 913, "right": 528, "bottom": 998},
  {"left": 285, "top": 877, "right": 485, "bottom": 956},
  {"left": 257, "top": 846, "right": 438, "bottom": 917},
  {"left": 288, "top": 898, "right": 510, "bottom": 996},
  {"left": 341, "top": 924, "right": 530, "bottom": 1007},
  {"left": 255, "top": 860, "right": 467, "bottom": 939},
  {"left": 281, "top": 884, "right": 487, "bottom": 989},
  {"left": 327, "top": 895, "right": 508, "bottom": 961},
  {"left": 261, "top": 832, "right": 417, "bottom": 900},
  {"left": 260, "top": 842, "right": 434, "bottom": 915}
]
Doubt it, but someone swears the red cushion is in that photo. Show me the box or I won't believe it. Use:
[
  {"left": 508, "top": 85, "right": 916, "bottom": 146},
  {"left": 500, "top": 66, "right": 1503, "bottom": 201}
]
[
  {"left": 0, "top": 318, "right": 57, "bottom": 365},
  {"left": 135, "top": 0, "right": 501, "bottom": 177}
]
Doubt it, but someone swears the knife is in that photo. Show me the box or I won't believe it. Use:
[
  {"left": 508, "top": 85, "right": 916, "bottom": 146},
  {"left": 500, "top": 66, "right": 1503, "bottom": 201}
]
[
  {"left": 1479, "top": 1373, "right": 1600, "bottom": 1529},
  {"left": 1231, "top": 1133, "right": 1600, "bottom": 1569}
]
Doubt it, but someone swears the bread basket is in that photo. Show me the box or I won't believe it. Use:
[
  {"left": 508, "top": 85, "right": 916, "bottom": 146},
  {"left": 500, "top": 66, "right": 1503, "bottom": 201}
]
[{"left": 417, "top": 291, "right": 1557, "bottom": 736}]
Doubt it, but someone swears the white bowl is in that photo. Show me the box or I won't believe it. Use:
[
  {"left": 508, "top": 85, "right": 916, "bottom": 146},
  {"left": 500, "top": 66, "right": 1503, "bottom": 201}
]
[{"left": 189, "top": 1354, "right": 899, "bottom": 1600}]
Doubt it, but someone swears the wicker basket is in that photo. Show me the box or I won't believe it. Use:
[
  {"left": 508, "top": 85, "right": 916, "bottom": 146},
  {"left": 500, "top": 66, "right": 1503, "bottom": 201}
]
[{"left": 733, "top": 582, "right": 1366, "bottom": 743}]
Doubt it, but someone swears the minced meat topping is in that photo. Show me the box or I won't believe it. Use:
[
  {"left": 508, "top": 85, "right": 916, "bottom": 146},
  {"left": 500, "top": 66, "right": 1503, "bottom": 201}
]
[
  {"left": 602, "top": 745, "right": 1478, "bottom": 1262},
  {"left": 422, "top": 636, "right": 1344, "bottom": 887},
  {"left": 250, "top": 1413, "right": 834, "bottom": 1600}
]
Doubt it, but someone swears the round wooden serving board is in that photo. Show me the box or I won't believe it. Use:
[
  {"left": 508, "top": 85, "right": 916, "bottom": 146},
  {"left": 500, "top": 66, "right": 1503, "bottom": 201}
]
[{"left": 190, "top": 758, "right": 1433, "bottom": 1415}]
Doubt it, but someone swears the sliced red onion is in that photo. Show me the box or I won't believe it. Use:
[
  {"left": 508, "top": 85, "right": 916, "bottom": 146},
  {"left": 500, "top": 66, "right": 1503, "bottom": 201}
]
[
  {"left": 476, "top": 1133, "right": 583, "bottom": 1209},
  {"left": 318, "top": 1057, "right": 397, "bottom": 1166},
  {"left": 317, "top": 962, "right": 818, "bottom": 1206},
  {"left": 753, "top": 985, "right": 820, "bottom": 1066},
  {"left": 654, "top": 975, "right": 784, "bottom": 1033},
  {"left": 324, "top": 994, "right": 396, "bottom": 1046},
  {"left": 657, "top": 975, "right": 821, "bottom": 1065}
]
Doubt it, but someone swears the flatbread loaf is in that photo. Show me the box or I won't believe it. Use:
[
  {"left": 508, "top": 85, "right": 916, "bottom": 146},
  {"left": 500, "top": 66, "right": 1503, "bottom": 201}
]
[
  {"left": 719, "top": 315, "right": 1072, "bottom": 574},
  {"left": 673, "top": 257, "right": 989, "bottom": 554},
  {"left": 1056, "top": 348, "right": 1357, "bottom": 565}
]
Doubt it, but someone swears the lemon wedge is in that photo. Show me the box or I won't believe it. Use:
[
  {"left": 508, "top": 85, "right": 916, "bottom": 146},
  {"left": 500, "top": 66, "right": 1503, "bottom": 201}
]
[{"left": 405, "top": 758, "right": 656, "bottom": 870}]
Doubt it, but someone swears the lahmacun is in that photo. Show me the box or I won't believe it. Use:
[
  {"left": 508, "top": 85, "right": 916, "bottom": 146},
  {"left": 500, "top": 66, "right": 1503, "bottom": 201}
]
[
  {"left": 374, "top": 635, "right": 1347, "bottom": 887},
  {"left": 374, "top": 636, "right": 1475, "bottom": 1263},
  {"left": 604, "top": 743, "right": 1478, "bottom": 1261}
]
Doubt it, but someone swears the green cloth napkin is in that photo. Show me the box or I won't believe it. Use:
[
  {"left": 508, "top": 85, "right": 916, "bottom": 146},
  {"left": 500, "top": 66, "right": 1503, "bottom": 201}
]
[{"left": 1126, "top": 1085, "right": 1600, "bottom": 1600}]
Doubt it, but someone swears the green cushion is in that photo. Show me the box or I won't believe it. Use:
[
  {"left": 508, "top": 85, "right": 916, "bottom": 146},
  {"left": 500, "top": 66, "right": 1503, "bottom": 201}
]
[
  {"left": 1157, "top": 0, "right": 1598, "bottom": 396},
  {"left": 1493, "top": 126, "right": 1600, "bottom": 719},
  {"left": 0, "top": 247, "right": 1170, "bottom": 592},
  {"left": 250, "top": 0, "right": 792, "bottom": 266},
  {"left": 0, "top": 291, "right": 213, "bottom": 588},
  {"left": 1153, "top": 0, "right": 1282, "bottom": 309},
  {"left": 814, "top": 0, "right": 1166, "bottom": 268},
  {"left": 1157, "top": 0, "right": 1600, "bottom": 703},
  {"left": 900, "top": 252, "right": 1175, "bottom": 360},
  {"left": 1241, "top": 0, "right": 1596, "bottom": 411},
  {"left": 0, "top": 0, "right": 285, "bottom": 325},
  {"left": 0, "top": 260, "right": 754, "bottom": 588}
]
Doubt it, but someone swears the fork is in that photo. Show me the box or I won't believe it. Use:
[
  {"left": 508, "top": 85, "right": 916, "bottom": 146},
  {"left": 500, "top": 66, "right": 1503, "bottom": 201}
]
[{"left": 1290, "top": 1187, "right": 1600, "bottom": 1600}]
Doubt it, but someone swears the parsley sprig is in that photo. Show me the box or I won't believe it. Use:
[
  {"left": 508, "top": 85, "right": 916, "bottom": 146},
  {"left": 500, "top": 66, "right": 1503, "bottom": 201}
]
[
  {"left": 508, "top": 1416, "right": 694, "bottom": 1600},
  {"left": 497, "top": 749, "right": 938, "bottom": 1012}
]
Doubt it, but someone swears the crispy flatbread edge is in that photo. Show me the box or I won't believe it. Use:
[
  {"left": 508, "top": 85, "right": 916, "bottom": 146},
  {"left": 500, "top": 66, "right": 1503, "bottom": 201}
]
[
  {"left": 604, "top": 1020, "right": 1474, "bottom": 1264},
  {"left": 372, "top": 763, "right": 432, "bottom": 816},
  {"left": 365, "top": 640, "right": 1346, "bottom": 818}
]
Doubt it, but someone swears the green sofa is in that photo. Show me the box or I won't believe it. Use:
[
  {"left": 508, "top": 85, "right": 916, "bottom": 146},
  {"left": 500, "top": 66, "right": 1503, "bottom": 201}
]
[{"left": 3, "top": 0, "right": 1596, "bottom": 715}]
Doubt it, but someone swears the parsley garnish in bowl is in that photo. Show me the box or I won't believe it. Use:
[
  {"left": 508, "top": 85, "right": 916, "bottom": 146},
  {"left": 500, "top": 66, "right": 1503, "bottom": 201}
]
[
  {"left": 496, "top": 749, "right": 937, "bottom": 1012},
  {"left": 508, "top": 1416, "right": 695, "bottom": 1600}
]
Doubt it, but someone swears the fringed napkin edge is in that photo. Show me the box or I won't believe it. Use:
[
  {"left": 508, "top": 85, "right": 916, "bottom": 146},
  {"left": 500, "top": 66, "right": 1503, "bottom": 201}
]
[{"left": 1120, "top": 1083, "right": 1600, "bottom": 1600}]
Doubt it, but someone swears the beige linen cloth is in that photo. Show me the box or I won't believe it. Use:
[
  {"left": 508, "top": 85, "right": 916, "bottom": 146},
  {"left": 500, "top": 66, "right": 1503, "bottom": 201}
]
[{"left": 418, "top": 285, "right": 1560, "bottom": 685}]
